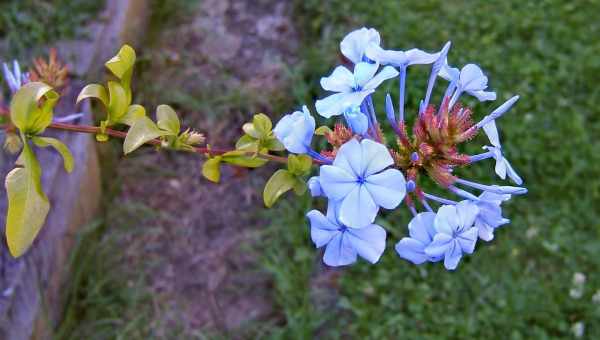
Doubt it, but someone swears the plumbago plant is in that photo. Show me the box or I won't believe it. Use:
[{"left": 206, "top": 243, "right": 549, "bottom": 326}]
[{"left": 0, "top": 28, "right": 527, "bottom": 271}]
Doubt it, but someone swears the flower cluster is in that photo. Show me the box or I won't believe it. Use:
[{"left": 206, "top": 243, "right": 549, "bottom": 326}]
[{"left": 273, "top": 27, "right": 527, "bottom": 270}]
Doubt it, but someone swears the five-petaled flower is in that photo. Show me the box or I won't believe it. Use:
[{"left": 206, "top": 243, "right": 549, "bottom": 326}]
[
  {"left": 273, "top": 105, "right": 316, "bottom": 154},
  {"left": 315, "top": 62, "right": 398, "bottom": 118},
  {"left": 424, "top": 201, "right": 479, "bottom": 270},
  {"left": 439, "top": 63, "right": 496, "bottom": 104},
  {"left": 319, "top": 138, "right": 406, "bottom": 228},
  {"left": 307, "top": 202, "right": 387, "bottom": 267},
  {"left": 395, "top": 212, "right": 442, "bottom": 265},
  {"left": 340, "top": 27, "right": 381, "bottom": 64}
]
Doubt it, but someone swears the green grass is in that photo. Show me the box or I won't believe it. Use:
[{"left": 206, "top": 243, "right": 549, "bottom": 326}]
[{"left": 259, "top": 0, "right": 600, "bottom": 338}]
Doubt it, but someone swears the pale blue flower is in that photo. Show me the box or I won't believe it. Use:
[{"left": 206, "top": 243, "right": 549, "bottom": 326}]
[
  {"left": 343, "top": 105, "right": 369, "bottom": 135},
  {"left": 482, "top": 120, "right": 523, "bottom": 185},
  {"left": 273, "top": 105, "right": 316, "bottom": 154},
  {"left": 395, "top": 212, "right": 442, "bottom": 264},
  {"left": 307, "top": 202, "right": 387, "bottom": 267},
  {"left": 365, "top": 44, "right": 440, "bottom": 67},
  {"left": 424, "top": 201, "right": 479, "bottom": 270},
  {"left": 2, "top": 60, "right": 28, "bottom": 93},
  {"left": 473, "top": 191, "right": 511, "bottom": 241},
  {"left": 439, "top": 63, "right": 496, "bottom": 106},
  {"left": 340, "top": 27, "right": 381, "bottom": 64},
  {"left": 307, "top": 176, "right": 323, "bottom": 197},
  {"left": 316, "top": 62, "right": 398, "bottom": 118},
  {"left": 319, "top": 138, "right": 406, "bottom": 228}
]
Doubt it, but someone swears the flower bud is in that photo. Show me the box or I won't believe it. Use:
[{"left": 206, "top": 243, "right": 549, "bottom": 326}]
[
  {"left": 185, "top": 131, "right": 205, "bottom": 145},
  {"left": 343, "top": 106, "right": 368, "bottom": 135},
  {"left": 273, "top": 105, "right": 315, "bottom": 154}
]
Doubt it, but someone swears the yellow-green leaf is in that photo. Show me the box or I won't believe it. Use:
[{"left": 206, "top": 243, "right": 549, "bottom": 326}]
[
  {"left": 222, "top": 150, "right": 268, "bottom": 168},
  {"left": 293, "top": 179, "right": 307, "bottom": 195},
  {"left": 10, "top": 82, "right": 59, "bottom": 135},
  {"left": 123, "top": 116, "right": 168, "bottom": 154},
  {"left": 32, "top": 136, "right": 74, "bottom": 173},
  {"left": 315, "top": 126, "right": 332, "bottom": 135},
  {"left": 76, "top": 84, "right": 108, "bottom": 108},
  {"left": 202, "top": 156, "right": 222, "bottom": 183},
  {"left": 156, "top": 104, "right": 180, "bottom": 135},
  {"left": 263, "top": 169, "right": 295, "bottom": 207},
  {"left": 235, "top": 134, "right": 259, "bottom": 151},
  {"left": 252, "top": 113, "right": 272, "bottom": 137},
  {"left": 120, "top": 104, "right": 146, "bottom": 126},
  {"left": 5, "top": 142, "right": 50, "bottom": 258},
  {"left": 287, "top": 154, "right": 312, "bottom": 176},
  {"left": 107, "top": 81, "right": 129, "bottom": 124},
  {"left": 105, "top": 45, "right": 136, "bottom": 103},
  {"left": 263, "top": 136, "right": 285, "bottom": 151}
]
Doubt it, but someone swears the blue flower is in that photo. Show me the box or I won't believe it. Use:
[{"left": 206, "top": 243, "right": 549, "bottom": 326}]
[
  {"left": 343, "top": 105, "right": 369, "bottom": 135},
  {"left": 2, "top": 60, "right": 28, "bottom": 94},
  {"left": 424, "top": 201, "right": 479, "bottom": 270},
  {"left": 316, "top": 62, "right": 398, "bottom": 118},
  {"left": 307, "top": 176, "right": 323, "bottom": 197},
  {"left": 482, "top": 120, "right": 523, "bottom": 185},
  {"left": 365, "top": 44, "right": 440, "bottom": 67},
  {"left": 439, "top": 63, "right": 496, "bottom": 104},
  {"left": 307, "top": 203, "right": 387, "bottom": 267},
  {"left": 319, "top": 138, "right": 406, "bottom": 228},
  {"left": 395, "top": 212, "right": 442, "bottom": 264},
  {"left": 340, "top": 27, "right": 381, "bottom": 64},
  {"left": 273, "top": 105, "right": 316, "bottom": 154},
  {"left": 473, "top": 191, "right": 511, "bottom": 241}
]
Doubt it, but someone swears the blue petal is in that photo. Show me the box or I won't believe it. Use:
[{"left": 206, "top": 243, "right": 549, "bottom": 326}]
[
  {"left": 504, "top": 158, "right": 523, "bottom": 185},
  {"left": 459, "top": 64, "right": 488, "bottom": 91},
  {"left": 307, "top": 176, "right": 323, "bottom": 197},
  {"left": 323, "top": 233, "right": 357, "bottom": 266},
  {"left": 320, "top": 66, "right": 355, "bottom": 93},
  {"left": 339, "top": 185, "right": 377, "bottom": 228},
  {"left": 347, "top": 223, "right": 387, "bottom": 264},
  {"left": 333, "top": 138, "right": 363, "bottom": 176},
  {"left": 361, "top": 139, "right": 394, "bottom": 176},
  {"left": 408, "top": 212, "right": 436, "bottom": 244},
  {"left": 438, "top": 61, "right": 459, "bottom": 82},
  {"left": 405, "top": 48, "right": 440, "bottom": 65},
  {"left": 425, "top": 233, "right": 453, "bottom": 257},
  {"left": 469, "top": 89, "right": 496, "bottom": 102},
  {"left": 475, "top": 219, "right": 495, "bottom": 241},
  {"left": 363, "top": 65, "right": 399, "bottom": 91},
  {"left": 395, "top": 238, "right": 428, "bottom": 264},
  {"left": 457, "top": 227, "right": 478, "bottom": 254},
  {"left": 365, "top": 44, "right": 407, "bottom": 66},
  {"left": 443, "top": 240, "right": 463, "bottom": 270},
  {"left": 319, "top": 165, "right": 357, "bottom": 201},
  {"left": 434, "top": 205, "right": 459, "bottom": 235},
  {"left": 307, "top": 210, "right": 340, "bottom": 248},
  {"left": 354, "top": 62, "right": 379, "bottom": 88},
  {"left": 364, "top": 169, "right": 406, "bottom": 209},
  {"left": 343, "top": 107, "right": 369, "bottom": 135},
  {"left": 340, "top": 27, "right": 381, "bottom": 64},
  {"left": 455, "top": 201, "right": 479, "bottom": 230},
  {"left": 482, "top": 120, "right": 501, "bottom": 148},
  {"left": 315, "top": 91, "right": 373, "bottom": 118}
]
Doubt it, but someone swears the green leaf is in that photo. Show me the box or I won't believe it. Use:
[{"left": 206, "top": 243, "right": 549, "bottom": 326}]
[
  {"left": 10, "top": 82, "right": 59, "bottom": 135},
  {"left": 156, "top": 104, "right": 180, "bottom": 135},
  {"left": 293, "top": 179, "right": 307, "bottom": 195},
  {"left": 76, "top": 84, "right": 108, "bottom": 108},
  {"left": 315, "top": 126, "right": 333, "bottom": 135},
  {"left": 120, "top": 104, "right": 146, "bottom": 126},
  {"left": 5, "top": 141, "right": 50, "bottom": 258},
  {"left": 264, "top": 136, "right": 285, "bottom": 151},
  {"left": 105, "top": 45, "right": 136, "bottom": 103},
  {"left": 222, "top": 150, "right": 268, "bottom": 168},
  {"left": 123, "top": 116, "right": 168, "bottom": 154},
  {"left": 202, "top": 156, "right": 222, "bottom": 183},
  {"left": 235, "top": 134, "right": 259, "bottom": 151},
  {"left": 287, "top": 154, "right": 313, "bottom": 176},
  {"left": 32, "top": 136, "right": 74, "bottom": 173},
  {"left": 107, "top": 81, "right": 129, "bottom": 124},
  {"left": 263, "top": 169, "right": 296, "bottom": 207},
  {"left": 252, "top": 113, "right": 272, "bottom": 137}
]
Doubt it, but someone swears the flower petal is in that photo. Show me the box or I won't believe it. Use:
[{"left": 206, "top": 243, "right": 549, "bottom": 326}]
[
  {"left": 363, "top": 65, "right": 399, "bottom": 90},
  {"left": 347, "top": 223, "right": 387, "bottom": 264},
  {"left": 443, "top": 240, "right": 463, "bottom": 270},
  {"left": 340, "top": 27, "right": 381, "bottom": 64},
  {"left": 319, "top": 165, "right": 357, "bottom": 200},
  {"left": 457, "top": 227, "right": 478, "bottom": 254},
  {"left": 320, "top": 66, "right": 355, "bottom": 93},
  {"left": 316, "top": 91, "right": 372, "bottom": 118},
  {"left": 425, "top": 233, "right": 453, "bottom": 257},
  {"left": 339, "top": 185, "right": 378, "bottom": 228},
  {"left": 455, "top": 200, "right": 479, "bottom": 230},
  {"left": 307, "top": 210, "right": 339, "bottom": 248},
  {"left": 365, "top": 44, "right": 407, "bottom": 66},
  {"left": 365, "top": 169, "right": 406, "bottom": 209},
  {"left": 438, "top": 61, "right": 459, "bottom": 82},
  {"left": 504, "top": 158, "right": 523, "bottom": 185},
  {"left": 482, "top": 120, "right": 501, "bottom": 148},
  {"left": 307, "top": 176, "right": 323, "bottom": 197},
  {"left": 395, "top": 238, "right": 428, "bottom": 264},
  {"left": 434, "top": 205, "right": 459, "bottom": 235},
  {"left": 333, "top": 138, "right": 363, "bottom": 176},
  {"left": 408, "top": 212, "right": 436, "bottom": 244},
  {"left": 405, "top": 48, "right": 440, "bottom": 65},
  {"left": 323, "top": 233, "right": 357, "bottom": 266},
  {"left": 361, "top": 139, "right": 394, "bottom": 176},
  {"left": 354, "top": 62, "right": 379, "bottom": 88},
  {"left": 459, "top": 64, "right": 488, "bottom": 91},
  {"left": 469, "top": 89, "right": 496, "bottom": 102},
  {"left": 475, "top": 219, "right": 495, "bottom": 241}
]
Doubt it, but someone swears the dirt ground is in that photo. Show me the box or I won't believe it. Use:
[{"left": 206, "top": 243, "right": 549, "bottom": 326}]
[{"left": 108, "top": 0, "right": 300, "bottom": 335}]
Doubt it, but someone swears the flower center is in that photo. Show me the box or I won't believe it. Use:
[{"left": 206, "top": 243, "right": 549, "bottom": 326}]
[{"left": 356, "top": 176, "right": 366, "bottom": 184}]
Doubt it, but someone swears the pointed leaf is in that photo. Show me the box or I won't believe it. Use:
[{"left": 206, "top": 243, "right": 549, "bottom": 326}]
[
  {"left": 252, "top": 113, "right": 272, "bottom": 137},
  {"left": 10, "top": 82, "right": 59, "bottom": 134},
  {"left": 120, "top": 104, "right": 146, "bottom": 126},
  {"left": 76, "top": 84, "right": 108, "bottom": 108},
  {"left": 32, "top": 136, "right": 74, "bottom": 173},
  {"left": 123, "top": 116, "right": 168, "bottom": 154},
  {"left": 5, "top": 142, "right": 50, "bottom": 257},
  {"left": 263, "top": 169, "right": 296, "bottom": 207},
  {"left": 235, "top": 134, "right": 259, "bottom": 151},
  {"left": 202, "top": 156, "right": 222, "bottom": 183},
  {"left": 222, "top": 150, "right": 268, "bottom": 168},
  {"left": 156, "top": 104, "right": 180, "bottom": 135}
]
